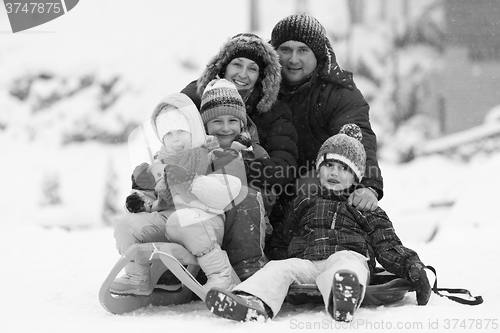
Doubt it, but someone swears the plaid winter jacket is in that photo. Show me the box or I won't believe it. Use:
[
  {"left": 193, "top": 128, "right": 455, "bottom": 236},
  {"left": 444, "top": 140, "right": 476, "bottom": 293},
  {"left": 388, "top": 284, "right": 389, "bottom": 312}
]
[{"left": 267, "top": 187, "right": 422, "bottom": 281}]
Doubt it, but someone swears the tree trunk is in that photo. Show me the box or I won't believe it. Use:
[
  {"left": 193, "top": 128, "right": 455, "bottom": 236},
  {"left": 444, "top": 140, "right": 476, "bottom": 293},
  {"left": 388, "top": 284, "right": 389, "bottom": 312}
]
[{"left": 249, "top": 0, "right": 259, "bottom": 32}]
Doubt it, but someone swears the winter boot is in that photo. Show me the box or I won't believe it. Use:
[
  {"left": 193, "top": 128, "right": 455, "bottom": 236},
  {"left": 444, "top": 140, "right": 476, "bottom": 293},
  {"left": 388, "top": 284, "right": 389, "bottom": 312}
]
[
  {"left": 110, "top": 262, "right": 152, "bottom": 296},
  {"left": 205, "top": 288, "right": 269, "bottom": 322},
  {"left": 329, "top": 270, "right": 362, "bottom": 322},
  {"left": 197, "top": 245, "right": 233, "bottom": 291}
]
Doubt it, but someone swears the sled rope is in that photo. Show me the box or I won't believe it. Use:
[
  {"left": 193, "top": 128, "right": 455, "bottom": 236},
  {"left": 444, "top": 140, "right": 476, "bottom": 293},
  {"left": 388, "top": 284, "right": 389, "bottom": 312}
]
[
  {"left": 150, "top": 243, "right": 166, "bottom": 261},
  {"left": 426, "top": 265, "right": 483, "bottom": 305}
]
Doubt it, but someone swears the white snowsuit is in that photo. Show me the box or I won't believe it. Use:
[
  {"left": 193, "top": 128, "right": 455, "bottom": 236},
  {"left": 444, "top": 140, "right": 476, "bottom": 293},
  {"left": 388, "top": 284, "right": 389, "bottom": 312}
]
[{"left": 113, "top": 93, "right": 240, "bottom": 291}]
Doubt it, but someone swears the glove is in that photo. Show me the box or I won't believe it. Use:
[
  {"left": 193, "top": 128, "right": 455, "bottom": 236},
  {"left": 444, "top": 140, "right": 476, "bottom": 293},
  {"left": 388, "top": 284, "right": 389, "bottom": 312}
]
[
  {"left": 408, "top": 263, "right": 432, "bottom": 305},
  {"left": 125, "top": 192, "right": 146, "bottom": 213}
]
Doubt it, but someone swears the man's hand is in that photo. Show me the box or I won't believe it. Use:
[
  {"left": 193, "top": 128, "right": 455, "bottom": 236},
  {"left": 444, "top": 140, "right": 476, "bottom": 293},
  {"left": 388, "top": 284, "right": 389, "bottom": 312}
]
[{"left": 348, "top": 187, "right": 378, "bottom": 211}]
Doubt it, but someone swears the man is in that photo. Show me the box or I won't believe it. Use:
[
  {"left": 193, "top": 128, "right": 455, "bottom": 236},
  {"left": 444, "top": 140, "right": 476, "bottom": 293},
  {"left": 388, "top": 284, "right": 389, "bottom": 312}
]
[{"left": 269, "top": 14, "right": 383, "bottom": 213}]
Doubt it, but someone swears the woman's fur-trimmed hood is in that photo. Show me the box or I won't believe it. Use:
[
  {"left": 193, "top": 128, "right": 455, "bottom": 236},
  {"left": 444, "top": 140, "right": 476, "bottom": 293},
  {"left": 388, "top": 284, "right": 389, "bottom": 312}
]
[{"left": 197, "top": 33, "right": 282, "bottom": 113}]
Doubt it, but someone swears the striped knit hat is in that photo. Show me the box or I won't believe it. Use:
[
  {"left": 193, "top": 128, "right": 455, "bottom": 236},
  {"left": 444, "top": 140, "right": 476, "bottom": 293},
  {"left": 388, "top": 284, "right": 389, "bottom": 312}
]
[
  {"left": 316, "top": 124, "right": 366, "bottom": 182},
  {"left": 200, "top": 79, "right": 247, "bottom": 126},
  {"left": 270, "top": 14, "right": 328, "bottom": 60}
]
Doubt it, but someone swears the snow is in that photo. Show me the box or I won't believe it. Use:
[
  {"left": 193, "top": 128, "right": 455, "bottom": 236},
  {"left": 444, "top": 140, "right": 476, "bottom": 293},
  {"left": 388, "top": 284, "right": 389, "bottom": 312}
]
[{"left": 1, "top": 1, "right": 499, "bottom": 332}]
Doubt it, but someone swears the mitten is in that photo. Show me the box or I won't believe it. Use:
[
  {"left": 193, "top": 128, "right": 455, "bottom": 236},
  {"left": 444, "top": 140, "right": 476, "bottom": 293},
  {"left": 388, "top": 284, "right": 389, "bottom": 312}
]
[
  {"left": 209, "top": 149, "right": 240, "bottom": 172},
  {"left": 233, "top": 134, "right": 252, "bottom": 148},
  {"left": 164, "top": 164, "right": 197, "bottom": 186},
  {"left": 204, "top": 135, "right": 221, "bottom": 151},
  {"left": 131, "top": 162, "right": 156, "bottom": 190},
  {"left": 164, "top": 164, "right": 197, "bottom": 203},
  {"left": 408, "top": 263, "right": 432, "bottom": 305},
  {"left": 126, "top": 192, "right": 146, "bottom": 213}
]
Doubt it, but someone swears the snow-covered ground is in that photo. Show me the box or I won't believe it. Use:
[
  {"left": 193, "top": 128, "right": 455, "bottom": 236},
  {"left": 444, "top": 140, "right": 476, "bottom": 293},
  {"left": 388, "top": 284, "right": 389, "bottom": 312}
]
[
  {"left": 2, "top": 154, "right": 499, "bottom": 333},
  {"left": 1, "top": 1, "right": 499, "bottom": 332}
]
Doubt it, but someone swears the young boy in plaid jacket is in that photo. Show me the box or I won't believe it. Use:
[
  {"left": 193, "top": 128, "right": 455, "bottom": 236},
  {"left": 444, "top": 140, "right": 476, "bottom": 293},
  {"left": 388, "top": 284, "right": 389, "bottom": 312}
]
[{"left": 205, "top": 124, "right": 431, "bottom": 322}]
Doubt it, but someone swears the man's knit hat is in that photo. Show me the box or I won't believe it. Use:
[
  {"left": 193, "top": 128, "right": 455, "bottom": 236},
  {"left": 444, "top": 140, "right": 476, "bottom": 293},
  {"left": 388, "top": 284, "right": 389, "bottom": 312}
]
[
  {"left": 316, "top": 124, "right": 366, "bottom": 182},
  {"left": 270, "top": 14, "right": 355, "bottom": 90},
  {"left": 200, "top": 79, "right": 247, "bottom": 126},
  {"left": 270, "top": 14, "right": 328, "bottom": 60}
]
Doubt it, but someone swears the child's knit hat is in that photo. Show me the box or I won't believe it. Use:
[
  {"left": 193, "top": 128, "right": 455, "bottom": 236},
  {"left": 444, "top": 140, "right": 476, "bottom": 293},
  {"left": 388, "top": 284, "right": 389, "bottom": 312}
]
[
  {"left": 200, "top": 79, "right": 247, "bottom": 126},
  {"left": 270, "top": 14, "right": 328, "bottom": 60},
  {"left": 316, "top": 124, "right": 366, "bottom": 182}
]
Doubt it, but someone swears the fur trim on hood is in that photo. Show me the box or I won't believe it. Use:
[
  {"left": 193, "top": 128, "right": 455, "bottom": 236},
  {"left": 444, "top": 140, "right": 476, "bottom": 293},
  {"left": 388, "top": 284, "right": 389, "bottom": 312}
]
[
  {"left": 197, "top": 33, "right": 281, "bottom": 113},
  {"left": 150, "top": 93, "right": 207, "bottom": 148}
]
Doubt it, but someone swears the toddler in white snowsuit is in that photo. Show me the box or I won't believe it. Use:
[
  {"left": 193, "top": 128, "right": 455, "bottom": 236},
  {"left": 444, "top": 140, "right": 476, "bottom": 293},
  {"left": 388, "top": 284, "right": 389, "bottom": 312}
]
[
  {"left": 205, "top": 124, "right": 432, "bottom": 323},
  {"left": 111, "top": 93, "right": 241, "bottom": 296}
]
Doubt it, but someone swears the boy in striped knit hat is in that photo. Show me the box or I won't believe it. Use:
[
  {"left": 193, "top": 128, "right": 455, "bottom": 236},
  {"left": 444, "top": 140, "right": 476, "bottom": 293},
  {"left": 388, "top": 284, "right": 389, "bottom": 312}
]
[{"left": 200, "top": 78, "right": 269, "bottom": 160}]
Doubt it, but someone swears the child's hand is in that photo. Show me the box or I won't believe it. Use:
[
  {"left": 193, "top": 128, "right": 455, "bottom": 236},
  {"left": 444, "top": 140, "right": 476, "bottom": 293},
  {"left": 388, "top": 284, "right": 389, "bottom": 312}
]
[
  {"left": 408, "top": 263, "right": 431, "bottom": 305},
  {"left": 348, "top": 187, "right": 378, "bottom": 211}
]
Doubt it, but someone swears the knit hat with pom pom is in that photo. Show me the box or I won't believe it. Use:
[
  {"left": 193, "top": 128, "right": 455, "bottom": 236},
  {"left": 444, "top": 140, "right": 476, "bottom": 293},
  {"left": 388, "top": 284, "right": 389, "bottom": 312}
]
[{"left": 316, "top": 124, "right": 366, "bottom": 182}]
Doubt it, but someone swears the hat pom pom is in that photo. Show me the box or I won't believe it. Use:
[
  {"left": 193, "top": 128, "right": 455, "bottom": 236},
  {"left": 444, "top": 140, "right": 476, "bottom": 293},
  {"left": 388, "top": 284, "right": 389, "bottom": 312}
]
[{"left": 339, "top": 124, "right": 363, "bottom": 142}]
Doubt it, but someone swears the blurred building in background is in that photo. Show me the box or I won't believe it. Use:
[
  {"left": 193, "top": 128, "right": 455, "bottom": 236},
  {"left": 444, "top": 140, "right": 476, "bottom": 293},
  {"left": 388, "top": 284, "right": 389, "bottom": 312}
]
[{"left": 442, "top": 0, "right": 500, "bottom": 134}]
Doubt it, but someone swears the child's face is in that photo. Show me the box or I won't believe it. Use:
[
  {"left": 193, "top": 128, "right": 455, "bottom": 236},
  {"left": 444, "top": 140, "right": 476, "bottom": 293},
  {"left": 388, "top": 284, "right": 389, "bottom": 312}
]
[
  {"left": 206, "top": 115, "right": 242, "bottom": 148},
  {"left": 224, "top": 57, "right": 260, "bottom": 91},
  {"left": 162, "top": 130, "right": 192, "bottom": 154},
  {"left": 319, "top": 161, "right": 355, "bottom": 191}
]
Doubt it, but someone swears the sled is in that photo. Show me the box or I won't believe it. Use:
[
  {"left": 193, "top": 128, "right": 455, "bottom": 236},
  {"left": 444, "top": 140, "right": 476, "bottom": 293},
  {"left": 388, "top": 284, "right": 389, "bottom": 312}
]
[
  {"left": 100, "top": 242, "right": 415, "bottom": 314},
  {"left": 287, "top": 268, "right": 414, "bottom": 307},
  {"left": 99, "top": 242, "right": 241, "bottom": 315}
]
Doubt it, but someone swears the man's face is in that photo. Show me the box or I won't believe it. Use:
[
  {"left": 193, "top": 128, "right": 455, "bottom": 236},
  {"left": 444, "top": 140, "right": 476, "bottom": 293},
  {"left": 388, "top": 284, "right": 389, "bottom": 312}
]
[{"left": 276, "top": 40, "right": 317, "bottom": 84}]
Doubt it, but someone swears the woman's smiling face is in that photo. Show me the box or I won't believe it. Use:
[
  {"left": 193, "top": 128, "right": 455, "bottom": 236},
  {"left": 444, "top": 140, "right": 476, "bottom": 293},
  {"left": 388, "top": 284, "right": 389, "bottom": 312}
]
[{"left": 224, "top": 57, "right": 260, "bottom": 91}]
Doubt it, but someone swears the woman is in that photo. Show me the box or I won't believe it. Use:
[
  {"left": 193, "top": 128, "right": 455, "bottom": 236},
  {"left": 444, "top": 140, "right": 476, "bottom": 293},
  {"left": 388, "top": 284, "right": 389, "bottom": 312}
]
[
  {"left": 182, "top": 33, "right": 298, "bottom": 193},
  {"left": 181, "top": 33, "right": 299, "bottom": 279}
]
